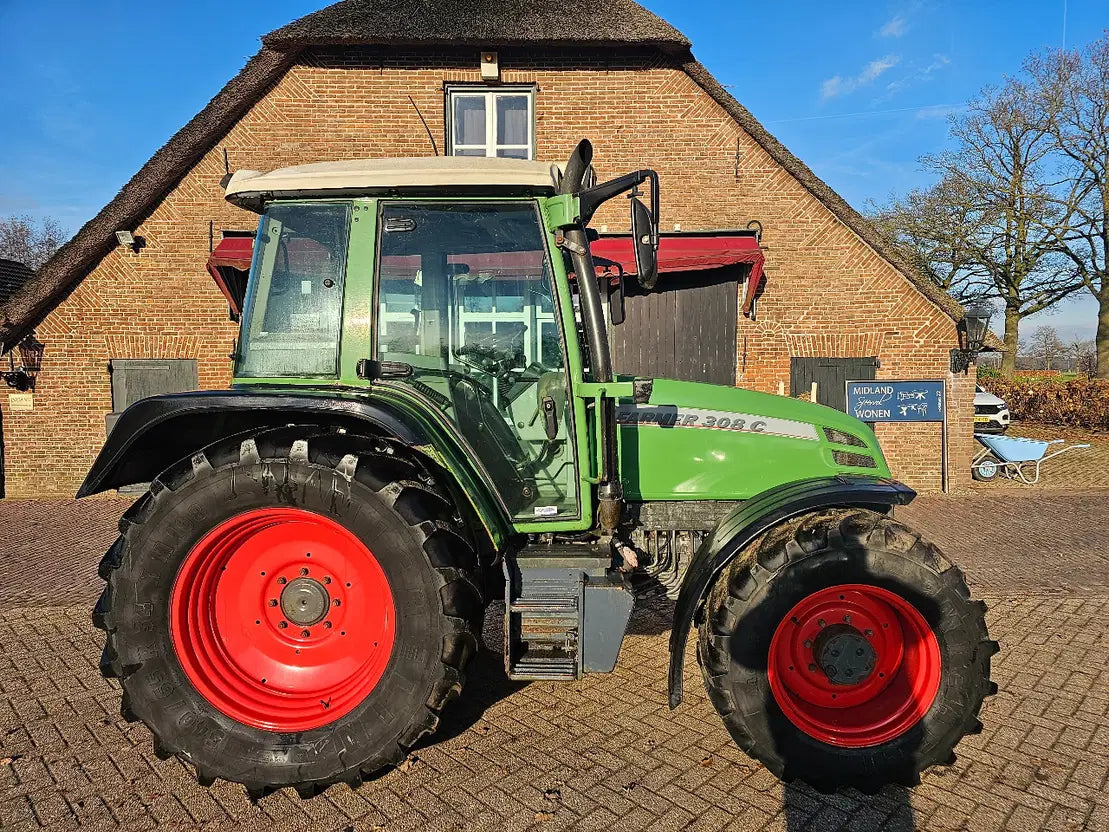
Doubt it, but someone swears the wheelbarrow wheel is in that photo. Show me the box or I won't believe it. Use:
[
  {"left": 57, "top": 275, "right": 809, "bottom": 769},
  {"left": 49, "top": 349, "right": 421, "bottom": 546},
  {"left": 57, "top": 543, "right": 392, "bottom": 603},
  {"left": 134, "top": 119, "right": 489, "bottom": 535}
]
[{"left": 972, "top": 454, "right": 1000, "bottom": 482}]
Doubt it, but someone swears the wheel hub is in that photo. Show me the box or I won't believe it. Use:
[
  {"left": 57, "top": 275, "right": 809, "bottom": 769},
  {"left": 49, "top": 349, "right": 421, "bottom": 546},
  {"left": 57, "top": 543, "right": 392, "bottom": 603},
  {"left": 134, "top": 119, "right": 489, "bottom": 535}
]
[
  {"left": 767, "top": 583, "right": 942, "bottom": 748},
  {"left": 170, "top": 508, "right": 396, "bottom": 732},
  {"left": 281, "top": 577, "right": 330, "bottom": 626},
  {"left": 813, "top": 624, "right": 877, "bottom": 685}
]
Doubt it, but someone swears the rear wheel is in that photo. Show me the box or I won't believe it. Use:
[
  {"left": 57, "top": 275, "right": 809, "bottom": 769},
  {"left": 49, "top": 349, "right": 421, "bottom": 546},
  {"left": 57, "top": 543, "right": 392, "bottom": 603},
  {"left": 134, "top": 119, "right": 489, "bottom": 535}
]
[
  {"left": 94, "top": 429, "right": 482, "bottom": 797},
  {"left": 697, "top": 509, "right": 996, "bottom": 792}
]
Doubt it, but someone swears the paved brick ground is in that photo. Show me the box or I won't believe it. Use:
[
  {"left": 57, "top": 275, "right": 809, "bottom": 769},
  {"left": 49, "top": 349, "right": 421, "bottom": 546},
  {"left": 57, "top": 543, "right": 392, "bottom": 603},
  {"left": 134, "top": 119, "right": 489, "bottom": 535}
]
[{"left": 1, "top": 494, "right": 1107, "bottom": 832}]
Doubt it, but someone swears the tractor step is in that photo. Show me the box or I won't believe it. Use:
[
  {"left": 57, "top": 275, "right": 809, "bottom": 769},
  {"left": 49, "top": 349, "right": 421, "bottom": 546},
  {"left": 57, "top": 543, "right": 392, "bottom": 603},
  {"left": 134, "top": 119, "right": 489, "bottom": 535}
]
[{"left": 505, "top": 544, "right": 634, "bottom": 681}]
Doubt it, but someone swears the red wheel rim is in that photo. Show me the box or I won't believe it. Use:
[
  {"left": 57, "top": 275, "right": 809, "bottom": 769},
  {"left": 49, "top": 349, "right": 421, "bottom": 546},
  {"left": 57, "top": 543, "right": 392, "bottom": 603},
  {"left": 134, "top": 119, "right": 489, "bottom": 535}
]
[
  {"left": 767, "top": 583, "right": 941, "bottom": 747},
  {"left": 170, "top": 508, "right": 395, "bottom": 732}
]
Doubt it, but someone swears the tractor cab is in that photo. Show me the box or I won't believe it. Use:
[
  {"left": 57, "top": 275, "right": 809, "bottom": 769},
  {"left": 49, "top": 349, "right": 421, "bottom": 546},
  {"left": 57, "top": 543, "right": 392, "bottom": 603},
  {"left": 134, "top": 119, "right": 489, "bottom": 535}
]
[{"left": 222, "top": 151, "right": 662, "bottom": 526}]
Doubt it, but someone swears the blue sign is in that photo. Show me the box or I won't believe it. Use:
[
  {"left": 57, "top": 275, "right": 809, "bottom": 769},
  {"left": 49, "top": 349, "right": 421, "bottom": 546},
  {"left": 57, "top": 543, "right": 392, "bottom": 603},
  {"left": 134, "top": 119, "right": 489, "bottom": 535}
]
[{"left": 846, "top": 380, "right": 945, "bottom": 422}]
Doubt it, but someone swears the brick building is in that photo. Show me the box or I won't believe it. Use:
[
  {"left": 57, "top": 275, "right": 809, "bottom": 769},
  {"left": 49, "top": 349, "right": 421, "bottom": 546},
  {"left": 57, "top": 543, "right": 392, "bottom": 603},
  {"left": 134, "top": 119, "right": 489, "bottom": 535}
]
[{"left": 0, "top": 0, "right": 980, "bottom": 498}]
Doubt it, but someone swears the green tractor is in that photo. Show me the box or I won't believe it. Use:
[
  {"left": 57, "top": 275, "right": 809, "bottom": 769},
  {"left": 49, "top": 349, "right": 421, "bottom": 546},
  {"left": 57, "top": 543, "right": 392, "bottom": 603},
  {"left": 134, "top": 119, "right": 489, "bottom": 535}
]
[{"left": 85, "top": 141, "right": 996, "bottom": 798}]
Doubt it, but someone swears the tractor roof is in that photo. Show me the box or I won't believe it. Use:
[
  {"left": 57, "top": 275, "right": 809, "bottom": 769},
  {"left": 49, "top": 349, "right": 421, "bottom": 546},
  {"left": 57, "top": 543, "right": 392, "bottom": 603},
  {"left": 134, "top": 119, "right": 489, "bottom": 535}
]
[{"left": 225, "top": 157, "right": 562, "bottom": 211}]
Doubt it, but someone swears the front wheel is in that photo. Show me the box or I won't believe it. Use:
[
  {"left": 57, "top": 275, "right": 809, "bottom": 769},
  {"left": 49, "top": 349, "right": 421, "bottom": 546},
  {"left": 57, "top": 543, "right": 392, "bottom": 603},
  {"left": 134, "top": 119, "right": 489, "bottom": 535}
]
[{"left": 697, "top": 509, "right": 996, "bottom": 793}]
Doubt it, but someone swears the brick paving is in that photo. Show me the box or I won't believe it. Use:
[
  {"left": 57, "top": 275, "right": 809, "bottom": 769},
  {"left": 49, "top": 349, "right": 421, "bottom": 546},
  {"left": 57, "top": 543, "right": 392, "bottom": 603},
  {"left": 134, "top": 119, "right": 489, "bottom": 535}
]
[{"left": 1, "top": 493, "right": 1107, "bottom": 831}]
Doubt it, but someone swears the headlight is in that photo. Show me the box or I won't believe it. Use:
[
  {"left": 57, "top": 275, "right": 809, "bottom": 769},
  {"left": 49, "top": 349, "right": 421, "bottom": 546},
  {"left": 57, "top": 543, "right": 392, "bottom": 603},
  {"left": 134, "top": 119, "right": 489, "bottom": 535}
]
[
  {"left": 833, "top": 450, "right": 877, "bottom": 469},
  {"left": 824, "top": 427, "right": 867, "bottom": 448}
]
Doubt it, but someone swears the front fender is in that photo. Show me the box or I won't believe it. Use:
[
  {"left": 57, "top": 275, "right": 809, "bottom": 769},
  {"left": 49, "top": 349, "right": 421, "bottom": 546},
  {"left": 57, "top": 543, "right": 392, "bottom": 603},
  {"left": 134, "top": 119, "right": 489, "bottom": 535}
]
[{"left": 667, "top": 475, "right": 916, "bottom": 707}]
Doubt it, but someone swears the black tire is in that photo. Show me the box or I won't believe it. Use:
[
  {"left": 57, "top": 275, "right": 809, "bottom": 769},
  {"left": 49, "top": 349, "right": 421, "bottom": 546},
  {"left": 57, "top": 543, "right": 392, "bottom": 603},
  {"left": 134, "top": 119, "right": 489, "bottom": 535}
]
[
  {"left": 972, "top": 454, "right": 1001, "bottom": 482},
  {"left": 697, "top": 508, "right": 997, "bottom": 793},
  {"left": 93, "top": 427, "right": 483, "bottom": 798}
]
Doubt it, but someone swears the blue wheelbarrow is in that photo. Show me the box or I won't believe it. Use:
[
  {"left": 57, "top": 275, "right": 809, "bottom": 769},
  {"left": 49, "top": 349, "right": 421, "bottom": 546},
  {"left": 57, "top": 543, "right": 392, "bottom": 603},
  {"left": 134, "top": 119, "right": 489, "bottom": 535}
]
[{"left": 972, "top": 433, "right": 1090, "bottom": 484}]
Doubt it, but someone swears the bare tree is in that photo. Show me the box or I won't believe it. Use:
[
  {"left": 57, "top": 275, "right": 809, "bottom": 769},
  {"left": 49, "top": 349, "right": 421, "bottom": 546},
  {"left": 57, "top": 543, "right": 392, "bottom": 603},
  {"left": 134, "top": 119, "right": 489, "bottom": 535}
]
[
  {"left": 868, "top": 177, "right": 987, "bottom": 301},
  {"left": 871, "top": 79, "right": 1082, "bottom": 374},
  {"left": 925, "top": 80, "right": 1083, "bottom": 373},
  {"left": 1070, "top": 337, "right": 1097, "bottom": 376},
  {"left": 1023, "top": 325, "right": 1066, "bottom": 370},
  {"left": 1027, "top": 33, "right": 1109, "bottom": 377},
  {"left": 0, "top": 215, "right": 65, "bottom": 271}
]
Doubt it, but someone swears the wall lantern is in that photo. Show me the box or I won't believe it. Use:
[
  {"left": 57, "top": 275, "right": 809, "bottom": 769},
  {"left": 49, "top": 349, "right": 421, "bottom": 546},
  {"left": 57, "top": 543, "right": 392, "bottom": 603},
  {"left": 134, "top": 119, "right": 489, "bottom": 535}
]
[
  {"left": 3, "top": 334, "right": 45, "bottom": 392},
  {"left": 950, "top": 303, "right": 992, "bottom": 374}
]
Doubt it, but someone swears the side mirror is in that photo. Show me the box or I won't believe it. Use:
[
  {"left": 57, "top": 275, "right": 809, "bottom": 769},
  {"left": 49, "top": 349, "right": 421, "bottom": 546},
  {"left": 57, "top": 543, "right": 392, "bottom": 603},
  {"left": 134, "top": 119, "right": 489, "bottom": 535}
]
[{"left": 630, "top": 196, "right": 659, "bottom": 290}]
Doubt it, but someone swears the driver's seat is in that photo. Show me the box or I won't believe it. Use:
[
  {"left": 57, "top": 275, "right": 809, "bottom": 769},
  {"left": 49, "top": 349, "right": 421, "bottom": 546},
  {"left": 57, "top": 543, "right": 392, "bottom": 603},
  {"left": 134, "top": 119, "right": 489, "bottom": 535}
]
[{"left": 448, "top": 375, "right": 537, "bottom": 514}]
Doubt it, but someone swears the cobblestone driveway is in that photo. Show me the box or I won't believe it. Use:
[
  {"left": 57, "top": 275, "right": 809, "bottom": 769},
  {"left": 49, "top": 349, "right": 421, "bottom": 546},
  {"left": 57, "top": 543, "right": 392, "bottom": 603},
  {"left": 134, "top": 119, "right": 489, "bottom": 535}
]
[{"left": 1, "top": 493, "right": 1107, "bottom": 832}]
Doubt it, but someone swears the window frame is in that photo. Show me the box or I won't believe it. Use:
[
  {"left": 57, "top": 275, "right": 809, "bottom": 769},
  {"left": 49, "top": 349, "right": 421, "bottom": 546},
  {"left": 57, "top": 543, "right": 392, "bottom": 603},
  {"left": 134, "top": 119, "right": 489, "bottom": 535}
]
[{"left": 445, "top": 84, "right": 537, "bottom": 159}]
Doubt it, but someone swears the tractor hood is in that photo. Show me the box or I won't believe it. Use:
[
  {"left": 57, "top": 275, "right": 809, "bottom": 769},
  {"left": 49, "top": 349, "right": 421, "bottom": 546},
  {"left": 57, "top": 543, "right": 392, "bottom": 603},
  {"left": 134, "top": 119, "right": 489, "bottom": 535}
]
[{"left": 616, "top": 377, "right": 891, "bottom": 501}]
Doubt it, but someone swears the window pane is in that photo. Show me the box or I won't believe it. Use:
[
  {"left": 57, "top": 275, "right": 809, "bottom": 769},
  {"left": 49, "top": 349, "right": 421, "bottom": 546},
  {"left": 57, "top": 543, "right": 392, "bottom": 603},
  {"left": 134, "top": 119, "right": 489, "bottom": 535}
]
[
  {"left": 455, "top": 148, "right": 487, "bottom": 157},
  {"left": 496, "top": 147, "right": 530, "bottom": 159},
  {"left": 496, "top": 95, "right": 529, "bottom": 145},
  {"left": 453, "top": 96, "right": 486, "bottom": 146},
  {"left": 237, "top": 203, "right": 349, "bottom": 378}
]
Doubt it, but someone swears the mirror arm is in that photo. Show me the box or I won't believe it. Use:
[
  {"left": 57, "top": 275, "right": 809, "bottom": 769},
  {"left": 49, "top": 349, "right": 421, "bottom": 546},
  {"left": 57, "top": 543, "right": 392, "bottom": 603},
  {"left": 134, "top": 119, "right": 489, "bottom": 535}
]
[{"left": 579, "top": 170, "right": 656, "bottom": 225}]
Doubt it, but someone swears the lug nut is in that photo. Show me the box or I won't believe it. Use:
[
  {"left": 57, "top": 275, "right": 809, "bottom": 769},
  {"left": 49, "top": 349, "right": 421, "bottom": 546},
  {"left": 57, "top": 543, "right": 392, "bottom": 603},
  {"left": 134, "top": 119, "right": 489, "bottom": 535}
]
[
  {"left": 803, "top": 640, "right": 812, "bottom": 649},
  {"left": 301, "top": 629, "right": 311, "bottom": 638},
  {"left": 333, "top": 599, "right": 341, "bottom": 607},
  {"left": 817, "top": 618, "right": 826, "bottom": 628},
  {"left": 324, "top": 577, "right": 332, "bottom": 584},
  {"left": 808, "top": 663, "right": 817, "bottom": 672},
  {"left": 278, "top": 621, "right": 288, "bottom": 629},
  {"left": 300, "top": 567, "right": 309, "bottom": 576},
  {"left": 278, "top": 577, "right": 287, "bottom": 585},
  {"left": 268, "top": 599, "right": 278, "bottom": 607},
  {"left": 843, "top": 614, "right": 852, "bottom": 623},
  {"left": 864, "top": 629, "right": 874, "bottom": 637},
  {"left": 324, "top": 621, "right": 333, "bottom": 629}
]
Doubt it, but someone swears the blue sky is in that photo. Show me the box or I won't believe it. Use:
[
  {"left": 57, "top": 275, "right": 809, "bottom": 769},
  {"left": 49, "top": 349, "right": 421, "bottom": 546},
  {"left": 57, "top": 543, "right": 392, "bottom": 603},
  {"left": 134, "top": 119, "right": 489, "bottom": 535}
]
[{"left": 1, "top": 0, "right": 1105, "bottom": 339}]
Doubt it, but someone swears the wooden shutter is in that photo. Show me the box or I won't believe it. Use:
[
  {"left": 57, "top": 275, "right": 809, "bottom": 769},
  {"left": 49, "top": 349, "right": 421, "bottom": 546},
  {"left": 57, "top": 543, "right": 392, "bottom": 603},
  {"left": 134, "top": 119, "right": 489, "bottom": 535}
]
[
  {"left": 109, "top": 359, "right": 199, "bottom": 413},
  {"left": 790, "top": 357, "right": 878, "bottom": 412}
]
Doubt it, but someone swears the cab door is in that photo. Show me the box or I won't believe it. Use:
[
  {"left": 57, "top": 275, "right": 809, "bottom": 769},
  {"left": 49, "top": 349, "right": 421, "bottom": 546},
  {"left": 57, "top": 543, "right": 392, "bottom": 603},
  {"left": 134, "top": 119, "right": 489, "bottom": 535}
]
[{"left": 370, "top": 200, "right": 582, "bottom": 523}]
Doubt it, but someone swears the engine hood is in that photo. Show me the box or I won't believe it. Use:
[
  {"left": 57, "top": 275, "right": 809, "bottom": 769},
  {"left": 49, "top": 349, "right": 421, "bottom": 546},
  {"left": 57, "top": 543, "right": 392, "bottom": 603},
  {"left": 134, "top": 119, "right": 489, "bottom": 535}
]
[{"left": 616, "top": 377, "right": 891, "bottom": 501}]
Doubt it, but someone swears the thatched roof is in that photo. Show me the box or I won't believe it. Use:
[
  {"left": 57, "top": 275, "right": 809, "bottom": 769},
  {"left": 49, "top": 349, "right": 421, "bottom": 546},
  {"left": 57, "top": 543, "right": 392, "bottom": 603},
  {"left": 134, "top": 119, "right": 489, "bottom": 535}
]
[
  {"left": 263, "top": 0, "right": 690, "bottom": 51},
  {"left": 0, "top": 0, "right": 970, "bottom": 353},
  {"left": 0, "top": 258, "right": 35, "bottom": 308}
]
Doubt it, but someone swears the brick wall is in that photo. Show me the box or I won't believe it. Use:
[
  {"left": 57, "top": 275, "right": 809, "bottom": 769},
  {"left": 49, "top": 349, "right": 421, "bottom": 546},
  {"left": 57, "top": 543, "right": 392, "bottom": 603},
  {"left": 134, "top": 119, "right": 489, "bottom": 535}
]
[{"left": 0, "top": 45, "right": 970, "bottom": 497}]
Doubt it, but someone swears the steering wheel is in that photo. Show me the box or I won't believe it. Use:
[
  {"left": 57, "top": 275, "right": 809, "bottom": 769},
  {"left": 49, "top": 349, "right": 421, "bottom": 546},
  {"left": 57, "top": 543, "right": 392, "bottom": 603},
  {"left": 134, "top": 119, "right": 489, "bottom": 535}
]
[{"left": 455, "top": 330, "right": 526, "bottom": 380}]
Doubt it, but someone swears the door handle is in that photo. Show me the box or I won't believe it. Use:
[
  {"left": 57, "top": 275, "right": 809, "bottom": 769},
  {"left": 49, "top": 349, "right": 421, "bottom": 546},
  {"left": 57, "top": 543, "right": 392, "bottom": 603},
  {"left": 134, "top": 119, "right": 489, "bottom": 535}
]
[
  {"left": 541, "top": 396, "right": 559, "bottom": 440},
  {"left": 356, "top": 359, "right": 413, "bottom": 380}
]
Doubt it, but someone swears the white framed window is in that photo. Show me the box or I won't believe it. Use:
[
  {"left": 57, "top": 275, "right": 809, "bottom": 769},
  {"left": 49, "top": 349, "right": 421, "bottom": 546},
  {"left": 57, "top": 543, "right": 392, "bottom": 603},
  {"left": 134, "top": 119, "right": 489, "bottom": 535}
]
[{"left": 447, "top": 86, "right": 535, "bottom": 159}]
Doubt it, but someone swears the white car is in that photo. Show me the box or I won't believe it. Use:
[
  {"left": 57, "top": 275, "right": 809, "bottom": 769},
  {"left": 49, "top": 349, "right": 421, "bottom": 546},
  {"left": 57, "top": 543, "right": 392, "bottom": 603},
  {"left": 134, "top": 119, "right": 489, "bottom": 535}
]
[{"left": 974, "top": 385, "right": 1010, "bottom": 434}]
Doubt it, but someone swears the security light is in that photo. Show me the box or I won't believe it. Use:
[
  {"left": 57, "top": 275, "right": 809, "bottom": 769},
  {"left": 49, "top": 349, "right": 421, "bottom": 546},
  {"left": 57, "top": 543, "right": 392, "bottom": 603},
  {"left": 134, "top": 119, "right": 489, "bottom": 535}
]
[{"left": 115, "top": 230, "right": 145, "bottom": 252}]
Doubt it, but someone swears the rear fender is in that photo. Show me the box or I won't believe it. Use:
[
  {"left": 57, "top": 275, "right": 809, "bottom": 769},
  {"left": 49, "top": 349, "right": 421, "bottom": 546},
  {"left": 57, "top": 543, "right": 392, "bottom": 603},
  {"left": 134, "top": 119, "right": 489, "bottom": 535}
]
[
  {"left": 667, "top": 475, "right": 916, "bottom": 707},
  {"left": 78, "top": 389, "right": 512, "bottom": 545}
]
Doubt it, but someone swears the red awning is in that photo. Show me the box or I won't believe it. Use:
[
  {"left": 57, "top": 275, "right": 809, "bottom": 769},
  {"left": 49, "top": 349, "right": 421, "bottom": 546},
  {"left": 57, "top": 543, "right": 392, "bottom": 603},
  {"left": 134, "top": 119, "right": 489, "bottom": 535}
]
[
  {"left": 206, "top": 229, "right": 767, "bottom": 318},
  {"left": 591, "top": 232, "right": 765, "bottom": 316},
  {"left": 207, "top": 235, "right": 254, "bottom": 316}
]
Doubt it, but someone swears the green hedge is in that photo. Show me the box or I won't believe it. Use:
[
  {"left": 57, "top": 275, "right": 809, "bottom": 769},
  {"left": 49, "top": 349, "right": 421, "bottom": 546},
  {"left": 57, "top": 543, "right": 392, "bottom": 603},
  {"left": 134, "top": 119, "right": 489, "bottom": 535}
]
[{"left": 979, "top": 372, "right": 1109, "bottom": 430}]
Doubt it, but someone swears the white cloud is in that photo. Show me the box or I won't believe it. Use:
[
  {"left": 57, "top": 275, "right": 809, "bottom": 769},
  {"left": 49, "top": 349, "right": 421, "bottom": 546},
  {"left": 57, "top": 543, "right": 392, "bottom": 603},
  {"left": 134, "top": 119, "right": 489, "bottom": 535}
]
[
  {"left": 821, "top": 55, "right": 901, "bottom": 99},
  {"left": 879, "top": 15, "right": 908, "bottom": 38}
]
